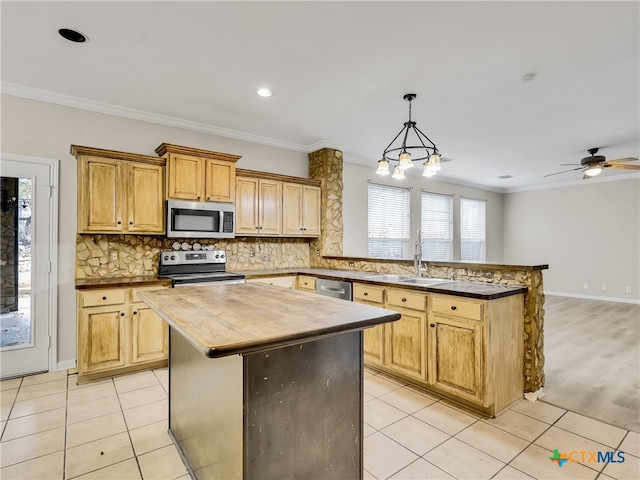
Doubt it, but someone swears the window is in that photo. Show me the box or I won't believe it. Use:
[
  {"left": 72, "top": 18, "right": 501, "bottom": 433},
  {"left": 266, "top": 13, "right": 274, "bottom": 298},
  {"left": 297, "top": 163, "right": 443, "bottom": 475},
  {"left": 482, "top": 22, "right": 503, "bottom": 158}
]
[
  {"left": 420, "top": 192, "right": 453, "bottom": 261},
  {"left": 368, "top": 183, "right": 410, "bottom": 258},
  {"left": 461, "top": 197, "right": 486, "bottom": 261}
]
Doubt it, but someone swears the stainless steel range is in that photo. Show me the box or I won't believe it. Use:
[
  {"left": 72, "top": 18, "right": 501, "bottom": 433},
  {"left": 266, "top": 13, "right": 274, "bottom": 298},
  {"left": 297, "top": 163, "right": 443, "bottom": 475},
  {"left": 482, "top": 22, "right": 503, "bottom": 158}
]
[{"left": 159, "top": 250, "right": 245, "bottom": 287}]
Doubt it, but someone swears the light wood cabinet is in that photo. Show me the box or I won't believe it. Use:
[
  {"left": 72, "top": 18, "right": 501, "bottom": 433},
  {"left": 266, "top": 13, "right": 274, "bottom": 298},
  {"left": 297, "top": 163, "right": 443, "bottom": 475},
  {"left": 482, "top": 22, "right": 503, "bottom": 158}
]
[
  {"left": 385, "top": 289, "right": 427, "bottom": 381},
  {"left": 353, "top": 283, "right": 386, "bottom": 365},
  {"left": 77, "top": 286, "right": 169, "bottom": 383},
  {"left": 236, "top": 169, "right": 321, "bottom": 238},
  {"left": 297, "top": 275, "right": 317, "bottom": 292},
  {"left": 235, "top": 177, "right": 282, "bottom": 235},
  {"left": 282, "top": 183, "right": 321, "bottom": 237},
  {"left": 155, "top": 143, "right": 240, "bottom": 203},
  {"left": 73, "top": 146, "right": 165, "bottom": 235}
]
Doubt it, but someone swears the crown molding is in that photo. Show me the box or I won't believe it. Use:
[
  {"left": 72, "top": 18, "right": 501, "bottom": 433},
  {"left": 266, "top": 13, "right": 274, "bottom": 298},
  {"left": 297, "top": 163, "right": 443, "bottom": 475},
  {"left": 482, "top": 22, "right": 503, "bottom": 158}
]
[
  {"left": 503, "top": 171, "right": 640, "bottom": 194},
  {"left": 1, "top": 82, "right": 313, "bottom": 153}
]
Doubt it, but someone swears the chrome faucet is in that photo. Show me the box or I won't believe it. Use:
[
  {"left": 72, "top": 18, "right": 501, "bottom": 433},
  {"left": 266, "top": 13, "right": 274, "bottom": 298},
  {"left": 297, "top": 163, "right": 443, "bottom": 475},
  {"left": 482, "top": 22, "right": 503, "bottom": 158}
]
[{"left": 414, "top": 229, "right": 423, "bottom": 277}]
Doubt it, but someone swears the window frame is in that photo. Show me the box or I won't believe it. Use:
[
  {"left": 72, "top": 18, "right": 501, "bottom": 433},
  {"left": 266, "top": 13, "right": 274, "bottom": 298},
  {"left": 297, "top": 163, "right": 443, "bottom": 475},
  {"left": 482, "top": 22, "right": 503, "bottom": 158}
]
[
  {"left": 460, "top": 196, "right": 487, "bottom": 261},
  {"left": 420, "top": 191, "right": 453, "bottom": 261},
  {"left": 367, "top": 183, "right": 411, "bottom": 259}
]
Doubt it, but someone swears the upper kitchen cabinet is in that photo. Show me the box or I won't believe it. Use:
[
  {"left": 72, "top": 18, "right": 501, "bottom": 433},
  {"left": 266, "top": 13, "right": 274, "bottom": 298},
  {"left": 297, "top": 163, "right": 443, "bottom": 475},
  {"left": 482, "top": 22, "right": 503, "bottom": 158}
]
[
  {"left": 236, "top": 176, "right": 282, "bottom": 236},
  {"left": 72, "top": 145, "right": 165, "bottom": 235},
  {"left": 282, "top": 183, "right": 321, "bottom": 237},
  {"left": 155, "top": 143, "right": 240, "bottom": 203}
]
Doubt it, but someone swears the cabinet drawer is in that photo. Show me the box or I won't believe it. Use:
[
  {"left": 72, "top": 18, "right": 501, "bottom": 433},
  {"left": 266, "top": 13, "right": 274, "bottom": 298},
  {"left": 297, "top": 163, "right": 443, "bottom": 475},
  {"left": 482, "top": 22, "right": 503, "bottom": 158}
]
[
  {"left": 353, "top": 283, "right": 385, "bottom": 304},
  {"left": 387, "top": 289, "right": 426, "bottom": 311},
  {"left": 82, "top": 290, "right": 126, "bottom": 307},
  {"left": 298, "top": 275, "right": 316, "bottom": 290},
  {"left": 431, "top": 295, "right": 483, "bottom": 321}
]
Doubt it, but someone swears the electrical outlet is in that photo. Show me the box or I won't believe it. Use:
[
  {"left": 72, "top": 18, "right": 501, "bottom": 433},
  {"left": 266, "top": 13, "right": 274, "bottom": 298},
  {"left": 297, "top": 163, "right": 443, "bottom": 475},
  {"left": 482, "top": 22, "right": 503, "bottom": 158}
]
[
  {"left": 348, "top": 262, "right": 355, "bottom": 268},
  {"left": 249, "top": 249, "right": 255, "bottom": 258},
  {"left": 583, "top": 282, "right": 588, "bottom": 290},
  {"left": 110, "top": 250, "right": 118, "bottom": 261},
  {"left": 316, "top": 249, "right": 320, "bottom": 257},
  {"left": 626, "top": 287, "right": 632, "bottom": 293},
  {"left": 602, "top": 284, "right": 607, "bottom": 291}
]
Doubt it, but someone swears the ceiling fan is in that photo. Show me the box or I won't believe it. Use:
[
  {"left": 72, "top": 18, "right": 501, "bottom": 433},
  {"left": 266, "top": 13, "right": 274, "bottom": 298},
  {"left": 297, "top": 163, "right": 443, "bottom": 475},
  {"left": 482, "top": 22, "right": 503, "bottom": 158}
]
[{"left": 544, "top": 148, "right": 640, "bottom": 179}]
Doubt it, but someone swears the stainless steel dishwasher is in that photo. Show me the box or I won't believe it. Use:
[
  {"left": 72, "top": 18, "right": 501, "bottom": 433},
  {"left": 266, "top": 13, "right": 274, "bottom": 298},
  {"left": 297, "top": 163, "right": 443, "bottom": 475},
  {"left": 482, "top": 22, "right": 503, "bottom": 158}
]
[{"left": 316, "top": 278, "right": 353, "bottom": 301}]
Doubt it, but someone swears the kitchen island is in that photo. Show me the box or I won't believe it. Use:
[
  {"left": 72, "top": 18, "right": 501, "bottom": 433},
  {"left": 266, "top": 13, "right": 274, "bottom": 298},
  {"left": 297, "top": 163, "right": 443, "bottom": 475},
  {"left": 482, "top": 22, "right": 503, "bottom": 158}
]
[{"left": 138, "top": 282, "right": 400, "bottom": 480}]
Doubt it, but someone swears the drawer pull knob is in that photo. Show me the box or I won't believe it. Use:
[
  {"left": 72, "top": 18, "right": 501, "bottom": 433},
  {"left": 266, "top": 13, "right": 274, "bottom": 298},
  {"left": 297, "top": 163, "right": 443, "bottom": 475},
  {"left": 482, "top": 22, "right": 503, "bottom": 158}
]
[
  {"left": 120, "top": 312, "right": 125, "bottom": 317},
  {"left": 402, "top": 298, "right": 407, "bottom": 302},
  {"left": 364, "top": 292, "right": 368, "bottom": 296},
  {"left": 129, "top": 221, "right": 133, "bottom": 225},
  {"left": 117, "top": 221, "right": 122, "bottom": 225},
  {"left": 451, "top": 305, "right": 457, "bottom": 310},
  {"left": 430, "top": 323, "right": 435, "bottom": 328},
  {"left": 133, "top": 311, "right": 138, "bottom": 315},
  {"left": 102, "top": 296, "right": 107, "bottom": 300}
]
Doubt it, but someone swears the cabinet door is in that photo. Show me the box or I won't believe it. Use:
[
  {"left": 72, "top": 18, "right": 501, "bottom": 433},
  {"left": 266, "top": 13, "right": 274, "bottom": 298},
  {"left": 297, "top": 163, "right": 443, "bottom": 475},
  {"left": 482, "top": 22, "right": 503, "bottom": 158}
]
[
  {"left": 302, "top": 185, "right": 321, "bottom": 236},
  {"left": 168, "top": 154, "right": 203, "bottom": 200},
  {"left": 282, "top": 183, "right": 303, "bottom": 235},
  {"left": 79, "top": 305, "right": 127, "bottom": 374},
  {"left": 205, "top": 159, "right": 235, "bottom": 203},
  {"left": 385, "top": 307, "right": 426, "bottom": 381},
  {"left": 258, "top": 180, "right": 282, "bottom": 235},
  {"left": 355, "top": 299, "right": 385, "bottom": 365},
  {"left": 127, "top": 163, "right": 164, "bottom": 233},
  {"left": 130, "top": 304, "right": 168, "bottom": 364},
  {"left": 78, "top": 157, "right": 125, "bottom": 232},
  {"left": 235, "top": 177, "right": 259, "bottom": 234},
  {"left": 428, "top": 315, "right": 483, "bottom": 404}
]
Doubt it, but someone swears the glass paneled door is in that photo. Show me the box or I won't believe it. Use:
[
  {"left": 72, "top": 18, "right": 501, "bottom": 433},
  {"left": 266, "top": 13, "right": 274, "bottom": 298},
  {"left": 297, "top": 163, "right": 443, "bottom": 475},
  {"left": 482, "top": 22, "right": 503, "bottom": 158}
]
[{"left": 0, "top": 157, "right": 56, "bottom": 378}]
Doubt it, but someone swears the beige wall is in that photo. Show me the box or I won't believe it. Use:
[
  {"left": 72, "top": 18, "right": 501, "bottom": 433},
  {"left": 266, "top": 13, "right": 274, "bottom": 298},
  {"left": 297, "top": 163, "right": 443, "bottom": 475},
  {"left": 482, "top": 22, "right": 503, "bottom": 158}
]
[
  {"left": 342, "top": 161, "right": 504, "bottom": 262},
  {"left": 503, "top": 178, "right": 640, "bottom": 302},
  {"left": 1, "top": 94, "right": 309, "bottom": 366}
]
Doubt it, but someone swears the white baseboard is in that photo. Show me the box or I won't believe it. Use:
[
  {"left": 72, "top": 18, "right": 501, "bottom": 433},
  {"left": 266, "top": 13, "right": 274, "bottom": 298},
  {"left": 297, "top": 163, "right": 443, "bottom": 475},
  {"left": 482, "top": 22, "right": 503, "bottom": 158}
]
[
  {"left": 545, "top": 291, "right": 640, "bottom": 305},
  {"left": 56, "top": 359, "right": 76, "bottom": 371}
]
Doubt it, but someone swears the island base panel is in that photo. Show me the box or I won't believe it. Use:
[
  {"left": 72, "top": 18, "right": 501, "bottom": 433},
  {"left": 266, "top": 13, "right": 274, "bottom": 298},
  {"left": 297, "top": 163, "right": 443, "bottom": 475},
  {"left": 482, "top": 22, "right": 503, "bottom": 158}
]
[{"left": 169, "top": 328, "right": 363, "bottom": 480}]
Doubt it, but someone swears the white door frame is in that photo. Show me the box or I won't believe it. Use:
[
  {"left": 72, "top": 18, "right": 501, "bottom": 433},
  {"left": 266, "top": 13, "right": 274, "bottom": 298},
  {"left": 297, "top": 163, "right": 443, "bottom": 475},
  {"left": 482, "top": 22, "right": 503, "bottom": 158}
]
[{"left": 0, "top": 152, "right": 59, "bottom": 374}]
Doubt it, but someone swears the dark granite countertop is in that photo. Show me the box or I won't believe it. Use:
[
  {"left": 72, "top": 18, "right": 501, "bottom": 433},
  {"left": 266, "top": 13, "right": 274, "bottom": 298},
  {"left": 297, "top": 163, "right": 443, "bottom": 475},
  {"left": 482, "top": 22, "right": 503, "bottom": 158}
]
[
  {"left": 75, "top": 276, "right": 172, "bottom": 290},
  {"left": 235, "top": 268, "right": 527, "bottom": 300}
]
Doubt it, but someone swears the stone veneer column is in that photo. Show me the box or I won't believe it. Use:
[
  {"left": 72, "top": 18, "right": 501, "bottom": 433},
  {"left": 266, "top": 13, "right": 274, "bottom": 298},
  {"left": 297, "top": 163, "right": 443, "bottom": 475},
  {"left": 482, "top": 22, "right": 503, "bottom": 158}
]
[{"left": 308, "top": 148, "right": 343, "bottom": 262}]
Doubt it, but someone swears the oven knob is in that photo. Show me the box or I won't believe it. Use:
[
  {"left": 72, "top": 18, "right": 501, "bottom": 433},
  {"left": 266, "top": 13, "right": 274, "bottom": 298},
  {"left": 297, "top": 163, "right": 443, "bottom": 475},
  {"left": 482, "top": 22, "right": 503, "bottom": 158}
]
[
  {"left": 163, "top": 255, "right": 168, "bottom": 261},
  {"left": 171, "top": 255, "right": 176, "bottom": 260},
  {"left": 215, "top": 254, "right": 220, "bottom": 259},
  {"left": 220, "top": 253, "right": 225, "bottom": 259}
]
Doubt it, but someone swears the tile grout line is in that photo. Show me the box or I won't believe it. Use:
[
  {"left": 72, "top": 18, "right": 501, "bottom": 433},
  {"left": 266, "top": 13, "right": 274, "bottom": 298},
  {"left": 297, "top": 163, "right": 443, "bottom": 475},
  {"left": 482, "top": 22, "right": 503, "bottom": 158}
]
[{"left": 115, "top": 377, "right": 146, "bottom": 480}]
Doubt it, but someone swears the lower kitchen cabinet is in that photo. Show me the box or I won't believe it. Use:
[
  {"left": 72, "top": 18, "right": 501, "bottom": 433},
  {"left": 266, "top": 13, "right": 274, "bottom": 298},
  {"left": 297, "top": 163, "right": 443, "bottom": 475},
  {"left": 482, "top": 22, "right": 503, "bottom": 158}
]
[
  {"left": 296, "top": 275, "right": 317, "bottom": 293},
  {"left": 246, "top": 276, "right": 296, "bottom": 288},
  {"left": 77, "top": 286, "right": 168, "bottom": 383},
  {"left": 353, "top": 283, "right": 385, "bottom": 365},
  {"left": 385, "top": 289, "right": 427, "bottom": 381}
]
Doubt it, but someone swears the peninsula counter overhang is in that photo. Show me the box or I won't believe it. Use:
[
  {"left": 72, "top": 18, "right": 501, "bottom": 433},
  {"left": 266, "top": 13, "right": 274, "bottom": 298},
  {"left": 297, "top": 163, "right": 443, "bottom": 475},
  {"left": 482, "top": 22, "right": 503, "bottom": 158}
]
[{"left": 138, "top": 282, "right": 401, "bottom": 358}]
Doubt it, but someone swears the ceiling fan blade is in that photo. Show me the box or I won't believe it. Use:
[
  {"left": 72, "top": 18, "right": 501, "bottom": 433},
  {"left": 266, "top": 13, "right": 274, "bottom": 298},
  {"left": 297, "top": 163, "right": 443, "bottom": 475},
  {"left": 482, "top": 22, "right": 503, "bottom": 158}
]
[
  {"left": 559, "top": 163, "right": 581, "bottom": 166},
  {"left": 606, "top": 164, "right": 640, "bottom": 170},
  {"left": 605, "top": 157, "right": 639, "bottom": 164},
  {"left": 543, "top": 166, "right": 585, "bottom": 177}
]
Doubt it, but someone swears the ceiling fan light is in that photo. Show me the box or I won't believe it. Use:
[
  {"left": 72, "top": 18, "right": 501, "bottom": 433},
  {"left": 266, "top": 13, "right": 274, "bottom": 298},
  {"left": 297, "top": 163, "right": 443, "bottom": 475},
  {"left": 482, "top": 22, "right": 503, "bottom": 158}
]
[
  {"left": 398, "top": 151, "right": 413, "bottom": 169},
  {"left": 584, "top": 166, "right": 603, "bottom": 177},
  {"left": 376, "top": 159, "right": 390, "bottom": 175},
  {"left": 392, "top": 165, "right": 405, "bottom": 179}
]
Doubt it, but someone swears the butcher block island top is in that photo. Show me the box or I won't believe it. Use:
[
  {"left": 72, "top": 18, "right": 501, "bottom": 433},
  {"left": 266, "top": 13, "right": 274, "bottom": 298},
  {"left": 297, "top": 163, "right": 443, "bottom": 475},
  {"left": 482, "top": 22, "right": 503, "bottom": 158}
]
[{"left": 138, "top": 282, "right": 400, "bottom": 358}]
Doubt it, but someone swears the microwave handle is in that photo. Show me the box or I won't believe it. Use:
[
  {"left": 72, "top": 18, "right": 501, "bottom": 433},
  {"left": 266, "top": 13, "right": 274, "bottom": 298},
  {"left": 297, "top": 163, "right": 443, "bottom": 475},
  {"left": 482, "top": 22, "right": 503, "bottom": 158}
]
[{"left": 220, "top": 211, "right": 224, "bottom": 231}]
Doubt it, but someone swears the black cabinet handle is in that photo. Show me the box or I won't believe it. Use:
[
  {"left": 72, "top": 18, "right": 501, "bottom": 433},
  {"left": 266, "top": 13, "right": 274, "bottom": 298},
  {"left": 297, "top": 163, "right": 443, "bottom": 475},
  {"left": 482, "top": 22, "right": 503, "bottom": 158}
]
[
  {"left": 364, "top": 292, "right": 368, "bottom": 296},
  {"left": 133, "top": 311, "right": 138, "bottom": 315},
  {"left": 102, "top": 296, "right": 107, "bottom": 300},
  {"left": 129, "top": 221, "right": 133, "bottom": 225},
  {"left": 120, "top": 312, "right": 125, "bottom": 317},
  {"left": 206, "top": 197, "right": 210, "bottom": 201},
  {"left": 430, "top": 323, "right": 435, "bottom": 328},
  {"left": 401, "top": 298, "right": 407, "bottom": 302},
  {"left": 451, "top": 305, "right": 457, "bottom": 310},
  {"left": 117, "top": 221, "right": 122, "bottom": 225}
]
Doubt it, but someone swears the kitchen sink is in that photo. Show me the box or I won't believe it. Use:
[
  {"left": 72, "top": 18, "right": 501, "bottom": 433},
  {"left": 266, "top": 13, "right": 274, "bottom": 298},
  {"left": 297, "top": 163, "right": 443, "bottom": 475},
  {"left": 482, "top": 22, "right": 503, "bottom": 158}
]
[
  {"left": 363, "top": 274, "right": 452, "bottom": 286},
  {"left": 363, "top": 274, "right": 415, "bottom": 282},
  {"left": 399, "top": 277, "right": 452, "bottom": 286}
]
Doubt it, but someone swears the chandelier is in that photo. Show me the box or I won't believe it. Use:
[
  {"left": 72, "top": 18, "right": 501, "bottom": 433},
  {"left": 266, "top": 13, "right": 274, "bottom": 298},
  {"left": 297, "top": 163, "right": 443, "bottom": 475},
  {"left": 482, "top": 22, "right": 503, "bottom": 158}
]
[{"left": 376, "top": 93, "right": 443, "bottom": 179}]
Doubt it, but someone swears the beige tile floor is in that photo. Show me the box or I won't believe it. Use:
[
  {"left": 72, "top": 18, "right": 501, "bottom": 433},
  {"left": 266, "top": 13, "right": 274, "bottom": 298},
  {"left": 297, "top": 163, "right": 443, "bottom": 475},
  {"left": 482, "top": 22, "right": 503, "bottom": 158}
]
[{"left": 1, "top": 367, "right": 638, "bottom": 480}]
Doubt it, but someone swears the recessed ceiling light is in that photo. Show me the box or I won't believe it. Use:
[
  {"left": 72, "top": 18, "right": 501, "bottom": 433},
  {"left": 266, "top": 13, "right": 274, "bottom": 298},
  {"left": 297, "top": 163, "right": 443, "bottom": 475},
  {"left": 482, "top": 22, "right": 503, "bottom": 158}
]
[
  {"left": 256, "top": 88, "right": 274, "bottom": 98},
  {"left": 58, "top": 28, "right": 87, "bottom": 43},
  {"left": 522, "top": 73, "right": 536, "bottom": 83}
]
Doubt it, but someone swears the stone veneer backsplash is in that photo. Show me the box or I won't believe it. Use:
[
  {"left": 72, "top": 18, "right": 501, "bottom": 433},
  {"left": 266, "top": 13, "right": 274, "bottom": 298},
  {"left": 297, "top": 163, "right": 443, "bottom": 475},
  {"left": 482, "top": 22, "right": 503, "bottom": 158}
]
[{"left": 75, "top": 234, "right": 312, "bottom": 278}]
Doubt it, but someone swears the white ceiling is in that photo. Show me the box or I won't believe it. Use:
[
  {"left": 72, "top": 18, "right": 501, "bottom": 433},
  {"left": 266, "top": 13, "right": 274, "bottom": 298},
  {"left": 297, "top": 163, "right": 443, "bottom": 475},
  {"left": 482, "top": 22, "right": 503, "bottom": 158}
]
[{"left": 2, "top": 1, "right": 639, "bottom": 192}]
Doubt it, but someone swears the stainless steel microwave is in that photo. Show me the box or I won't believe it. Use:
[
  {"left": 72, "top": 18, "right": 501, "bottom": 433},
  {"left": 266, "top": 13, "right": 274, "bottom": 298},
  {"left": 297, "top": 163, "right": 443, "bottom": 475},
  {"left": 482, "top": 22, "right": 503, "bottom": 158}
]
[{"left": 166, "top": 200, "right": 235, "bottom": 239}]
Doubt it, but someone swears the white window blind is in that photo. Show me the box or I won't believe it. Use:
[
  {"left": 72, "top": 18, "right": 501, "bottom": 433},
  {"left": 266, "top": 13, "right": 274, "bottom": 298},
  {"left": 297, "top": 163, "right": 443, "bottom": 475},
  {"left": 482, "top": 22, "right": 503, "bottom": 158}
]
[
  {"left": 420, "top": 192, "right": 453, "bottom": 261},
  {"left": 461, "top": 197, "right": 486, "bottom": 261},
  {"left": 368, "top": 183, "right": 410, "bottom": 258}
]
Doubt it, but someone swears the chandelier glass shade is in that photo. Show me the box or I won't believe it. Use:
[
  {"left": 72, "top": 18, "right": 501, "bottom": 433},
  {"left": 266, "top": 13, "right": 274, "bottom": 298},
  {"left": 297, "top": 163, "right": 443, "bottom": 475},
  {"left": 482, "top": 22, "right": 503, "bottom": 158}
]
[{"left": 377, "top": 93, "right": 443, "bottom": 178}]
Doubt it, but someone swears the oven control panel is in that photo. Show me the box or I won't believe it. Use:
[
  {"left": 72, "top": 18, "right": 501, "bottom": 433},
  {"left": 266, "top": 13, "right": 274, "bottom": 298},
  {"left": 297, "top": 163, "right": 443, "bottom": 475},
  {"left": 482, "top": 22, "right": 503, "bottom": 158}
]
[{"left": 160, "top": 250, "right": 227, "bottom": 266}]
